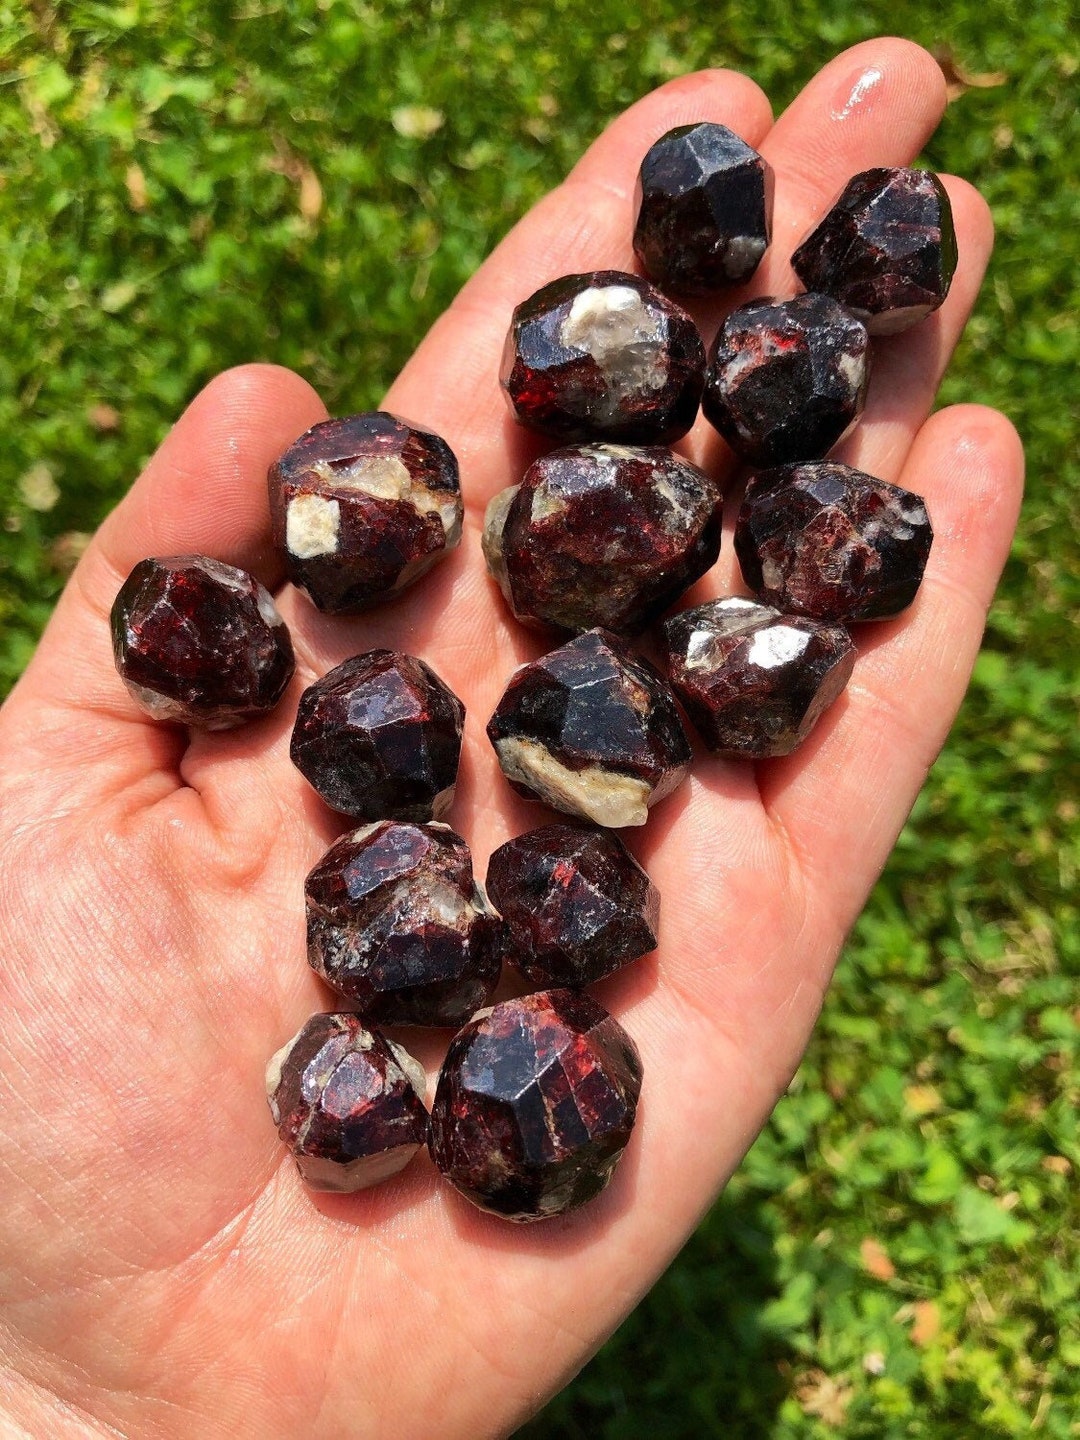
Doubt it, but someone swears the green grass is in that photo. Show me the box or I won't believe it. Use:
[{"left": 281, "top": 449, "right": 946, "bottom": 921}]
[{"left": 1, "top": 2, "right": 1077, "bottom": 1434}]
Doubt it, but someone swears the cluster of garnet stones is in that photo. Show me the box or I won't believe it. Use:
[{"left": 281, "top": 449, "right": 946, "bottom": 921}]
[{"left": 109, "top": 123, "right": 953, "bottom": 1222}]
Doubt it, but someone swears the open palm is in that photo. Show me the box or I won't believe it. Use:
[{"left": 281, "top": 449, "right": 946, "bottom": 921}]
[{"left": 0, "top": 41, "right": 1022, "bottom": 1439}]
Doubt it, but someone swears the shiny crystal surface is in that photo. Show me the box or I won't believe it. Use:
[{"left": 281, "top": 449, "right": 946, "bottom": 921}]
[
  {"left": 110, "top": 555, "right": 294, "bottom": 729},
  {"left": 486, "top": 629, "right": 692, "bottom": 828},
  {"left": 483, "top": 443, "right": 723, "bottom": 634},
  {"left": 734, "top": 462, "right": 933, "bottom": 622},
  {"left": 269, "top": 411, "right": 462, "bottom": 613},
  {"left": 633, "top": 121, "right": 774, "bottom": 293},
  {"left": 702, "top": 294, "right": 870, "bottom": 467},
  {"left": 291, "top": 651, "right": 464, "bottom": 821},
  {"left": 499, "top": 270, "right": 705, "bottom": 444},
  {"left": 661, "top": 596, "right": 856, "bottom": 756},
  {"left": 305, "top": 821, "right": 503, "bottom": 1027},
  {"left": 266, "top": 1012, "right": 428, "bottom": 1193},
  {"left": 486, "top": 823, "right": 659, "bottom": 988},
  {"left": 791, "top": 168, "right": 958, "bottom": 335},
  {"left": 429, "top": 988, "right": 642, "bottom": 1221}
]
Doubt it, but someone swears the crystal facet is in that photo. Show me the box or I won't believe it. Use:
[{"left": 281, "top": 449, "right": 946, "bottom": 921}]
[
  {"left": 791, "top": 168, "right": 958, "bottom": 335},
  {"left": 702, "top": 294, "right": 870, "bottom": 467},
  {"left": 266, "top": 1012, "right": 428, "bottom": 1193},
  {"left": 269, "top": 412, "right": 462, "bottom": 613},
  {"left": 483, "top": 443, "right": 723, "bottom": 634},
  {"left": 486, "top": 823, "right": 659, "bottom": 988},
  {"left": 499, "top": 270, "right": 705, "bottom": 444},
  {"left": 429, "top": 988, "right": 642, "bottom": 1221},
  {"left": 291, "top": 651, "right": 464, "bottom": 820},
  {"left": 110, "top": 555, "right": 294, "bottom": 729},
  {"left": 661, "top": 596, "right": 856, "bottom": 756},
  {"left": 633, "top": 121, "right": 774, "bottom": 293},
  {"left": 487, "top": 629, "right": 692, "bottom": 828},
  {"left": 305, "top": 821, "right": 503, "bottom": 1027},
  {"left": 734, "top": 462, "right": 933, "bottom": 622}
]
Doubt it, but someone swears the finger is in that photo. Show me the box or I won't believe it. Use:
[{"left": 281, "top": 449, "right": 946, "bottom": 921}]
[
  {"left": 0, "top": 366, "right": 326, "bottom": 807},
  {"left": 758, "top": 404, "right": 1025, "bottom": 943}
]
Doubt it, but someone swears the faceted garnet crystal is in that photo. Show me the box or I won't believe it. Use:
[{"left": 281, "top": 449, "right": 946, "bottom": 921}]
[
  {"left": 661, "top": 597, "right": 855, "bottom": 757},
  {"left": 110, "top": 555, "right": 294, "bottom": 729},
  {"left": 499, "top": 270, "right": 705, "bottom": 444},
  {"left": 268, "top": 411, "right": 462, "bottom": 613},
  {"left": 483, "top": 443, "right": 723, "bottom": 634},
  {"left": 702, "top": 294, "right": 870, "bottom": 467},
  {"left": 633, "top": 121, "right": 774, "bottom": 294},
  {"left": 429, "top": 988, "right": 642, "bottom": 1221},
  {"left": 734, "top": 462, "right": 933, "bottom": 622},
  {"left": 487, "top": 628, "right": 692, "bottom": 828},
  {"left": 486, "top": 823, "right": 659, "bottom": 988},
  {"left": 791, "top": 168, "right": 958, "bottom": 336},
  {"left": 291, "top": 651, "right": 464, "bottom": 821},
  {"left": 266, "top": 1012, "right": 428, "bottom": 1193},
  {"left": 305, "top": 821, "right": 503, "bottom": 1027}
]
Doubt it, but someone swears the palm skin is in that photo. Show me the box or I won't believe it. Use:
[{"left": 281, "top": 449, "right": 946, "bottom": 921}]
[{"left": 0, "top": 41, "right": 1022, "bottom": 1439}]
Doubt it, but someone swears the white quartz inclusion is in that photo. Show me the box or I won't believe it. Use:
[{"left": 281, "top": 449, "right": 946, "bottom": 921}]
[
  {"left": 311, "top": 454, "right": 461, "bottom": 542},
  {"left": 837, "top": 349, "right": 866, "bottom": 389},
  {"left": 496, "top": 736, "right": 652, "bottom": 828},
  {"left": 747, "top": 625, "right": 812, "bottom": 669},
  {"left": 287, "top": 493, "right": 340, "bottom": 558},
  {"left": 559, "top": 285, "right": 667, "bottom": 392}
]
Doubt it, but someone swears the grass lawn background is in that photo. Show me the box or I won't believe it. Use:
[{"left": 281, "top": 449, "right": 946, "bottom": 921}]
[{"left": 1, "top": 2, "right": 1076, "bottom": 1435}]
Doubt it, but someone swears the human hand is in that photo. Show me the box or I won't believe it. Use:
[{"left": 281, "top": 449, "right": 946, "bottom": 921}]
[{"left": 0, "top": 39, "right": 1022, "bottom": 1439}]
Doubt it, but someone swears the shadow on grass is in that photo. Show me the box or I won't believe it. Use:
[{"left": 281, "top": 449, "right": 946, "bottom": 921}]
[{"left": 515, "top": 1188, "right": 790, "bottom": 1439}]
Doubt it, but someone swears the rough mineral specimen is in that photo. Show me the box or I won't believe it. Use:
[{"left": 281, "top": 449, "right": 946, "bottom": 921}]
[
  {"left": 633, "top": 121, "right": 774, "bottom": 293},
  {"left": 110, "top": 554, "right": 294, "bottom": 728},
  {"left": 791, "top": 168, "right": 958, "bottom": 335},
  {"left": 661, "top": 596, "right": 856, "bottom": 757},
  {"left": 486, "top": 629, "right": 692, "bottom": 828},
  {"left": 486, "top": 823, "right": 659, "bottom": 988},
  {"left": 702, "top": 294, "right": 870, "bottom": 467},
  {"left": 268, "top": 412, "right": 462, "bottom": 613},
  {"left": 291, "top": 651, "right": 464, "bottom": 821},
  {"left": 305, "top": 821, "right": 503, "bottom": 1027},
  {"left": 483, "top": 443, "right": 724, "bottom": 634},
  {"left": 499, "top": 270, "right": 705, "bottom": 443},
  {"left": 734, "top": 462, "right": 933, "bottom": 622},
  {"left": 429, "top": 988, "right": 642, "bottom": 1221},
  {"left": 266, "top": 1012, "right": 428, "bottom": 1193}
]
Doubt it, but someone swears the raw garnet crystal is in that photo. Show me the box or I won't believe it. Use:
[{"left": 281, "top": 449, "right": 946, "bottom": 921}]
[
  {"left": 305, "top": 821, "right": 502, "bottom": 1027},
  {"left": 702, "top": 294, "right": 870, "bottom": 467},
  {"left": 429, "top": 988, "right": 642, "bottom": 1221},
  {"left": 735, "top": 462, "right": 933, "bottom": 622},
  {"left": 487, "top": 628, "right": 692, "bottom": 828},
  {"left": 633, "top": 121, "right": 774, "bottom": 293},
  {"left": 499, "top": 271, "right": 705, "bottom": 444},
  {"left": 268, "top": 412, "right": 462, "bottom": 613},
  {"left": 110, "top": 555, "right": 294, "bottom": 728},
  {"left": 266, "top": 1012, "right": 428, "bottom": 1193},
  {"left": 791, "top": 168, "right": 958, "bottom": 336},
  {"left": 290, "top": 651, "right": 464, "bottom": 821},
  {"left": 661, "top": 597, "right": 855, "bottom": 757},
  {"left": 486, "top": 823, "right": 659, "bottom": 988},
  {"left": 483, "top": 443, "right": 723, "bottom": 634}
]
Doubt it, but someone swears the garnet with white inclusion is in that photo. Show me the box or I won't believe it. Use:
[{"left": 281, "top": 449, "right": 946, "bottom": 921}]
[
  {"left": 500, "top": 271, "right": 705, "bottom": 444},
  {"left": 110, "top": 555, "right": 294, "bottom": 729},
  {"left": 486, "top": 629, "right": 692, "bottom": 828},
  {"left": 429, "top": 988, "right": 642, "bottom": 1221},
  {"left": 305, "top": 822, "right": 503, "bottom": 1027},
  {"left": 702, "top": 294, "right": 870, "bottom": 467},
  {"left": 269, "top": 412, "right": 462, "bottom": 613},
  {"left": 486, "top": 823, "right": 659, "bottom": 988},
  {"left": 661, "top": 596, "right": 855, "bottom": 757},
  {"left": 734, "top": 462, "right": 933, "bottom": 622},
  {"left": 791, "top": 168, "right": 958, "bottom": 335},
  {"left": 266, "top": 1012, "right": 428, "bottom": 1193},
  {"left": 483, "top": 443, "right": 723, "bottom": 634}
]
